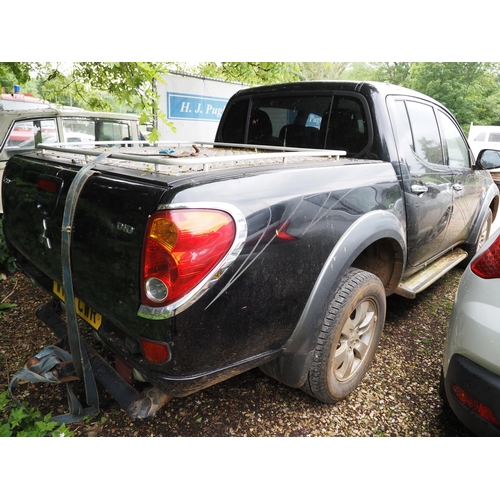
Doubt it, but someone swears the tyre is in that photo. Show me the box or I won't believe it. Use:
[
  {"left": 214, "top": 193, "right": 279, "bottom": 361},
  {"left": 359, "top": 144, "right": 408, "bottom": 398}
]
[
  {"left": 303, "top": 267, "right": 386, "bottom": 404},
  {"left": 462, "top": 208, "right": 492, "bottom": 267}
]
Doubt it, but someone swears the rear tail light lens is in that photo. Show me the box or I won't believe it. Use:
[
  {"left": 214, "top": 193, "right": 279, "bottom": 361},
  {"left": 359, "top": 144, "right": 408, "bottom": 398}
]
[
  {"left": 141, "top": 209, "right": 236, "bottom": 308},
  {"left": 452, "top": 383, "right": 500, "bottom": 427},
  {"left": 470, "top": 233, "right": 500, "bottom": 279}
]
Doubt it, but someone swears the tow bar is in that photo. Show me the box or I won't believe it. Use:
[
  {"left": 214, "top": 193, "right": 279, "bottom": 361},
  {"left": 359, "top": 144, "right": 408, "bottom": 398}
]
[
  {"left": 34, "top": 300, "right": 171, "bottom": 420},
  {"left": 9, "top": 301, "right": 171, "bottom": 421},
  {"left": 8, "top": 150, "right": 171, "bottom": 422}
]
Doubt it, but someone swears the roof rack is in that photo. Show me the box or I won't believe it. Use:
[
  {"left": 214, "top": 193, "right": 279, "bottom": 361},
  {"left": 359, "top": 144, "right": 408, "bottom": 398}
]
[{"left": 35, "top": 142, "right": 346, "bottom": 173}]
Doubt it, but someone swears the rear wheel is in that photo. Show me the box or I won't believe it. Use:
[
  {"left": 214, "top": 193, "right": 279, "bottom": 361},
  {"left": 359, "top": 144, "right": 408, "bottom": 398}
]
[{"left": 304, "top": 267, "right": 386, "bottom": 404}]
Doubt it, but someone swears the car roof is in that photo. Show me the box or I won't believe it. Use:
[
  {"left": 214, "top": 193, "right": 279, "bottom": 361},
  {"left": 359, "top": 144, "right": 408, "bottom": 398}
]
[
  {"left": 229, "top": 80, "right": 439, "bottom": 104},
  {"left": 1, "top": 92, "right": 51, "bottom": 105},
  {"left": 0, "top": 107, "right": 139, "bottom": 122}
]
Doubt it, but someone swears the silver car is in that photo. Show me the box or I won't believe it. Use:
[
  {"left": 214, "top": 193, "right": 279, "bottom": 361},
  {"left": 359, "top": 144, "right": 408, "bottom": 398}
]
[{"left": 441, "top": 220, "right": 500, "bottom": 436}]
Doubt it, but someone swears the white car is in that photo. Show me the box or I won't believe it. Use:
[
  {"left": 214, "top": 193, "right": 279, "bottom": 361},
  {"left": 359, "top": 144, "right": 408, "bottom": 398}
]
[
  {"left": 16, "top": 131, "right": 96, "bottom": 148},
  {"left": 441, "top": 215, "right": 500, "bottom": 436},
  {"left": 468, "top": 124, "right": 500, "bottom": 160},
  {"left": 0, "top": 91, "right": 52, "bottom": 110}
]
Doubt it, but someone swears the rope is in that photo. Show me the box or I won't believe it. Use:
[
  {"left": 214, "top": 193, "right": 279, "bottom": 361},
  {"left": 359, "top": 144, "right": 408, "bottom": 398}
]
[
  {"left": 59, "top": 150, "right": 114, "bottom": 419},
  {"left": 8, "top": 345, "right": 86, "bottom": 423}
]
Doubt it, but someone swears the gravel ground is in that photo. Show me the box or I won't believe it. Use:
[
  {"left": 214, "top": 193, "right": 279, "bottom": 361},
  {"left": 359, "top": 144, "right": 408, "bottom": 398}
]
[{"left": 1, "top": 267, "right": 473, "bottom": 437}]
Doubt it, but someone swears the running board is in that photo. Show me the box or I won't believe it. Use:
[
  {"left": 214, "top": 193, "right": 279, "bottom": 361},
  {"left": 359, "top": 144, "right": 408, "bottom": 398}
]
[{"left": 395, "top": 249, "right": 468, "bottom": 299}]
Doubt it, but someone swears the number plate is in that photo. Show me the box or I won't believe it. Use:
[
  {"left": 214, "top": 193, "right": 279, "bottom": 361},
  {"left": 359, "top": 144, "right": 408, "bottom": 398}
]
[{"left": 53, "top": 282, "right": 103, "bottom": 330}]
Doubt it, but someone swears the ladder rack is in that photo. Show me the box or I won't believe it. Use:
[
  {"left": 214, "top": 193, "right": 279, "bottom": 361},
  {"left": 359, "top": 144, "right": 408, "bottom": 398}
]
[{"left": 35, "top": 142, "right": 346, "bottom": 173}]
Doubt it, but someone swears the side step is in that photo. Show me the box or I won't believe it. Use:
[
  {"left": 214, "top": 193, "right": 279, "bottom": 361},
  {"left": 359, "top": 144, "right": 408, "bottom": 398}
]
[{"left": 395, "top": 249, "right": 468, "bottom": 299}]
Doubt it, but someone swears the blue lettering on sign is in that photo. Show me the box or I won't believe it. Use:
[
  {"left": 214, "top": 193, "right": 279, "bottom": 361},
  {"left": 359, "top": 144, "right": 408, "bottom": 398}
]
[{"left": 167, "top": 93, "right": 229, "bottom": 122}]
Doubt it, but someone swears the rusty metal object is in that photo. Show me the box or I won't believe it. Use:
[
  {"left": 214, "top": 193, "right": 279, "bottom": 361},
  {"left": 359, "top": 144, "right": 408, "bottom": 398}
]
[
  {"left": 51, "top": 361, "right": 79, "bottom": 383},
  {"left": 127, "top": 387, "right": 172, "bottom": 419}
]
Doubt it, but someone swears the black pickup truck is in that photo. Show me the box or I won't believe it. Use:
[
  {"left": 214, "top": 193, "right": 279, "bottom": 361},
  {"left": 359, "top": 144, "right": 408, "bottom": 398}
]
[{"left": 3, "top": 81, "right": 500, "bottom": 420}]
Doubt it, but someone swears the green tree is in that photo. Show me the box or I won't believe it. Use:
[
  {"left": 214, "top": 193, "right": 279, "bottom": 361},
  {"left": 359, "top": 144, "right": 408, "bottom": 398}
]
[
  {"left": 0, "top": 62, "right": 42, "bottom": 95},
  {"left": 341, "top": 62, "right": 380, "bottom": 81},
  {"left": 404, "top": 62, "right": 500, "bottom": 129},
  {"left": 1, "top": 62, "right": 297, "bottom": 140},
  {"left": 0, "top": 62, "right": 34, "bottom": 89},
  {"left": 483, "top": 89, "right": 500, "bottom": 126},
  {"left": 4, "top": 62, "right": 500, "bottom": 134},
  {"left": 372, "top": 62, "right": 413, "bottom": 85},
  {"left": 1, "top": 62, "right": 172, "bottom": 142},
  {"left": 288, "top": 62, "right": 349, "bottom": 81},
  {"left": 195, "top": 62, "right": 293, "bottom": 85}
]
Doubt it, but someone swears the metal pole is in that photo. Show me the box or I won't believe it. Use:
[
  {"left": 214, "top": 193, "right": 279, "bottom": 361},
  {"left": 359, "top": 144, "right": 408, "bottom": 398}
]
[{"left": 152, "top": 77, "right": 158, "bottom": 146}]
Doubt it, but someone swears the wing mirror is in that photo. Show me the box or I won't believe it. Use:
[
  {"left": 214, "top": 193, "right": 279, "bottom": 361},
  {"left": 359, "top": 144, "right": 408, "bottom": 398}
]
[{"left": 476, "top": 149, "right": 500, "bottom": 170}]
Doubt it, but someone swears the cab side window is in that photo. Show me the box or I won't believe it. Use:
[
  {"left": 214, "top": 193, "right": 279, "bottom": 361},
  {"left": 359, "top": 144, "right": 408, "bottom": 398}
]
[
  {"left": 437, "top": 110, "right": 471, "bottom": 168},
  {"left": 5, "top": 118, "right": 57, "bottom": 149},
  {"left": 405, "top": 101, "right": 444, "bottom": 165},
  {"left": 62, "top": 118, "right": 96, "bottom": 143},
  {"left": 96, "top": 120, "right": 130, "bottom": 143}
]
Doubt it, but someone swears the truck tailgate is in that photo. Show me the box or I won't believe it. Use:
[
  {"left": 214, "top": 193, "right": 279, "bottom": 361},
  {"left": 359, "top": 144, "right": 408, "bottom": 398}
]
[{"left": 2, "top": 152, "right": 167, "bottom": 331}]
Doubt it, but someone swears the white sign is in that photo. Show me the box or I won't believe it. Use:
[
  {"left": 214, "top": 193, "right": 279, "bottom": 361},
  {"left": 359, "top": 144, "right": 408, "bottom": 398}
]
[{"left": 157, "top": 73, "right": 247, "bottom": 143}]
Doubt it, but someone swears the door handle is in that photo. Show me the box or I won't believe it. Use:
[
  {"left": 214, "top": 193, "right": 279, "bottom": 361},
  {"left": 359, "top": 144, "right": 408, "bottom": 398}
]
[{"left": 411, "top": 184, "right": 428, "bottom": 194}]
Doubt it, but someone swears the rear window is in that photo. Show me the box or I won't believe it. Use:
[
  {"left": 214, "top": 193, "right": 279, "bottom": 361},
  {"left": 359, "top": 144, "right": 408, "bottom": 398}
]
[
  {"left": 472, "top": 131, "right": 500, "bottom": 143},
  {"left": 218, "top": 93, "right": 369, "bottom": 155}
]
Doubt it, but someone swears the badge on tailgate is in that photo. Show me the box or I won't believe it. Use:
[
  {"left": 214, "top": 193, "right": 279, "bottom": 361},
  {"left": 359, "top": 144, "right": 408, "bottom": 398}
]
[{"left": 53, "top": 282, "right": 103, "bottom": 330}]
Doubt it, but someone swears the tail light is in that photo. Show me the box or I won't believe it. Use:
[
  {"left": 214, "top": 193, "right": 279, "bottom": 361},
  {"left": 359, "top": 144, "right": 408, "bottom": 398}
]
[
  {"left": 140, "top": 205, "right": 246, "bottom": 317},
  {"left": 452, "top": 383, "right": 500, "bottom": 428},
  {"left": 470, "top": 233, "right": 500, "bottom": 279}
]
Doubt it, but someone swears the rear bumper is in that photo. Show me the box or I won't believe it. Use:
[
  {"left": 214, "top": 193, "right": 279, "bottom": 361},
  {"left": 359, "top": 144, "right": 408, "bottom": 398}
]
[
  {"left": 443, "top": 354, "right": 500, "bottom": 436},
  {"left": 36, "top": 297, "right": 280, "bottom": 400}
]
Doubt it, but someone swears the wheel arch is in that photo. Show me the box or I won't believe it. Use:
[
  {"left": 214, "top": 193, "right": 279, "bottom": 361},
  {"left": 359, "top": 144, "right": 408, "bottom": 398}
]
[
  {"left": 260, "top": 210, "right": 406, "bottom": 388},
  {"left": 464, "top": 183, "right": 499, "bottom": 248}
]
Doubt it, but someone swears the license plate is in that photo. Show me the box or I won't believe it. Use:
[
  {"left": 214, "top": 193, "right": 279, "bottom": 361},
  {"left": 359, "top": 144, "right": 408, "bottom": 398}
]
[{"left": 53, "top": 282, "right": 103, "bottom": 330}]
